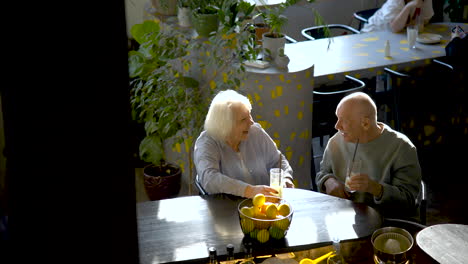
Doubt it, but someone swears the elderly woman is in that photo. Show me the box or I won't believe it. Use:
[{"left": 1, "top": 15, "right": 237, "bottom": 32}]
[{"left": 194, "top": 89, "right": 294, "bottom": 198}]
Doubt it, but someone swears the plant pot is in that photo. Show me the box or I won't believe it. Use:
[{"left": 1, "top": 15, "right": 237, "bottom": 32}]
[
  {"left": 152, "top": 0, "right": 178, "bottom": 16},
  {"left": 254, "top": 23, "right": 270, "bottom": 44},
  {"left": 143, "top": 163, "right": 181, "bottom": 200},
  {"left": 275, "top": 54, "right": 290, "bottom": 69},
  {"left": 262, "top": 32, "right": 286, "bottom": 61},
  {"left": 178, "top": 6, "right": 192, "bottom": 27},
  {"left": 192, "top": 12, "right": 219, "bottom": 38}
]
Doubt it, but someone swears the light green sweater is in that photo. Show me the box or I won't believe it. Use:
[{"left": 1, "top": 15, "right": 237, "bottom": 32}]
[{"left": 316, "top": 123, "right": 422, "bottom": 221}]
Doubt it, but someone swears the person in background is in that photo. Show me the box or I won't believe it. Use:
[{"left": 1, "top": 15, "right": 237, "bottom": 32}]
[
  {"left": 315, "top": 92, "right": 422, "bottom": 221},
  {"left": 194, "top": 89, "right": 294, "bottom": 198},
  {"left": 361, "top": 0, "right": 434, "bottom": 33}
]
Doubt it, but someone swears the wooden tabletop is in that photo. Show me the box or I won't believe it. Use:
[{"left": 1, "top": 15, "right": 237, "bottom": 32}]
[
  {"left": 416, "top": 223, "right": 468, "bottom": 264},
  {"left": 137, "top": 188, "right": 382, "bottom": 264}
]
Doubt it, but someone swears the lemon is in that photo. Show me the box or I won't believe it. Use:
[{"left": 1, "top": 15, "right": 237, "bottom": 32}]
[
  {"left": 241, "top": 218, "right": 255, "bottom": 234},
  {"left": 252, "top": 205, "right": 261, "bottom": 215},
  {"left": 265, "top": 203, "right": 278, "bottom": 219},
  {"left": 249, "top": 229, "right": 259, "bottom": 239},
  {"left": 299, "top": 258, "right": 315, "bottom": 264},
  {"left": 260, "top": 202, "right": 273, "bottom": 214},
  {"left": 252, "top": 193, "right": 266, "bottom": 207},
  {"left": 240, "top": 206, "right": 254, "bottom": 218},
  {"left": 257, "top": 229, "right": 270, "bottom": 243},
  {"left": 269, "top": 226, "right": 285, "bottom": 239},
  {"left": 277, "top": 203, "right": 291, "bottom": 216},
  {"left": 273, "top": 217, "right": 290, "bottom": 230}
]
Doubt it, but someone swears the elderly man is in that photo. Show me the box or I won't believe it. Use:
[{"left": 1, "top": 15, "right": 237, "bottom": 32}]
[{"left": 315, "top": 92, "right": 422, "bottom": 222}]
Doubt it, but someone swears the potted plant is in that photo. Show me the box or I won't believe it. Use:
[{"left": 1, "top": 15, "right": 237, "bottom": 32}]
[
  {"left": 186, "top": 0, "right": 223, "bottom": 37},
  {"left": 257, "top": 0, "right": 326, "bottom": 61},
  {"left": 177, "top": 0, "right": 192, "bottom": 27},
  {"left": 152, "top": 0, "right": 178, "bottom": 16},
  {"left": 128, "top": 9, "right": 256, "bottom": 196},
  {"left": 128, "top": 20, "right": 192, "bottom": 200}
]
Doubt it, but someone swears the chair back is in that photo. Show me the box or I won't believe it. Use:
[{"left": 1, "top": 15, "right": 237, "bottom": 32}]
[
  {"left": 353, "top": 7, "right": 379, "bottom": 30},
  {"left": 301, "top": 24, "right": 360, "bottom": 41},
  {"left": 416, "top": 180, "right": 427, "bottom": 225},
  {"left": 195, "top": 174, "right": 208, "bottom": 196},
  {"left": 312, "top": 75, "right": 366, "bottom": 142}
]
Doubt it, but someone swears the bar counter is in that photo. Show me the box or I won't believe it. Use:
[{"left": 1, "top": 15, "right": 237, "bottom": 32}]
[{"left": 137, "top": 188, "right": 383, "bottom": 263}]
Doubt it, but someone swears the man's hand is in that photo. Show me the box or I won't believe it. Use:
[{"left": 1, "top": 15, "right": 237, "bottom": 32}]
[
  {"left": 346, "top": 173, "right": 382, "bottom": 197},
  {"left": 324, "top": 177, "right": 348, "bottom": 199},
  {"left": 244, "top": 185, "right": 278, "bottom": 198}
]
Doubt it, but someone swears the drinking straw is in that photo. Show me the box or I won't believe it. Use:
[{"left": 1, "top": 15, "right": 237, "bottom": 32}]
[
  {"left": 278, "top": 153, "right": 282, "bottom": 186},
  {"left": 351, "top": 138, "right": 359, "bottom": 162},
  {"left": 349, "top": 138, "right": 360, "bottom": 178}
]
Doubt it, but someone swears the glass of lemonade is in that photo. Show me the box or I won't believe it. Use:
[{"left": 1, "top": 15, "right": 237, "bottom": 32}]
[
  {"left": 269, "top": 168, "right": 283, "bottom": 197},
  {"left": 345, "top": 159, "right": 362, "bottom": 193}
]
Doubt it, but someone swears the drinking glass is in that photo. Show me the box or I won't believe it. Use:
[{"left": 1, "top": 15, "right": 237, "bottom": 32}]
[
  {"left": 407, "top": 25, "right": 418, "bottom": 49},
  {"left": 269, "top": 168, "right": 283, "bottom": 197},
  {"left": 345, "top": 159, "right": 362, "bottom": 193}
]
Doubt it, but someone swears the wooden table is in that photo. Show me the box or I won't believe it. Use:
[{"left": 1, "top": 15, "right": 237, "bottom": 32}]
[
  {"left": 137, "top": 188, "right": 382, "bottom": 264},
  {"left": 416, "top": 224, "right": 468, "bottom": 264}
]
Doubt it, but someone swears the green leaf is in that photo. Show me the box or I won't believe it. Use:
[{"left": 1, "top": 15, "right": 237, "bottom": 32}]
[
  {"left": 130, "top": 20, "right": 161, "bottom": 45},
  {"left": 139, "top": 134, "right": 164, "bottom": 165}
]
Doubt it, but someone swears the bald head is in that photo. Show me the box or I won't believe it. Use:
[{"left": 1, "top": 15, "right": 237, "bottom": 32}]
[
  {"left": 335, "top": 92, "right": 380, "bottom": 143},
  {"left": 337, "top": 92, "right": 377, "bottom": 124}
]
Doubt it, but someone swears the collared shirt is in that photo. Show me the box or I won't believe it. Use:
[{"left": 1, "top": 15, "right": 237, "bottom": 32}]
[{"left": 194, "top": 123, "right": 293, "bottom": 197}]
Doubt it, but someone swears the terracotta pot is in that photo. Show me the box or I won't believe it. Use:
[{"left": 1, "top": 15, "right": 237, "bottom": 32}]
[
  {"left": 254, "top": 23, "right": 270, "bottom": 44},
  {"left": 143, "top": 163, "right": 181, "bottom": 200}
]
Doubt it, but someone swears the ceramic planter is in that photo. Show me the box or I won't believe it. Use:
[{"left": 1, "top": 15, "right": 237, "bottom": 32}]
[
  {"left": 178, "top": 7, "right": 191, "bottom": 27},
  {"left": 262, "top": 32, "right": 286, "bottom": 61}
]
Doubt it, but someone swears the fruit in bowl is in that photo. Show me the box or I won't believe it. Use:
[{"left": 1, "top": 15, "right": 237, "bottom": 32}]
[{"left": 237, "top": 194, "right": 293, "bottom": 243}]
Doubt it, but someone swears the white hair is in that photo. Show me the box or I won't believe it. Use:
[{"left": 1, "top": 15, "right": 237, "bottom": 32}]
[{"left": 204, "top": 89, "right": 252, "bottom": 141}]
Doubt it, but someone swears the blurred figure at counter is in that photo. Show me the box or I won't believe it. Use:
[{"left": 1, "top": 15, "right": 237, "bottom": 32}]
[
  {"left": 315, "top": 92, "right": 423, "bottom": 222},
  {"left": 194, "top": 89, "right": 294, "bottom": 198},
  {"left": 361, "top": 0, "right": 434, "bottom": 33}
]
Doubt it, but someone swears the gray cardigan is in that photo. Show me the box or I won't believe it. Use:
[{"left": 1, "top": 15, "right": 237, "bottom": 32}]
[{"left": 194, "top": 123, "right": 293, "bottom": 197}]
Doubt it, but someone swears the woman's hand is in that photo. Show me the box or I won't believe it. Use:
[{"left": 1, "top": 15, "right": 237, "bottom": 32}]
[
  {"left": 244, "top": 185, "right": 278, "bottom": 198},
  {"left": 283, "top": 177, "right": 295, "bottom": 188}
]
